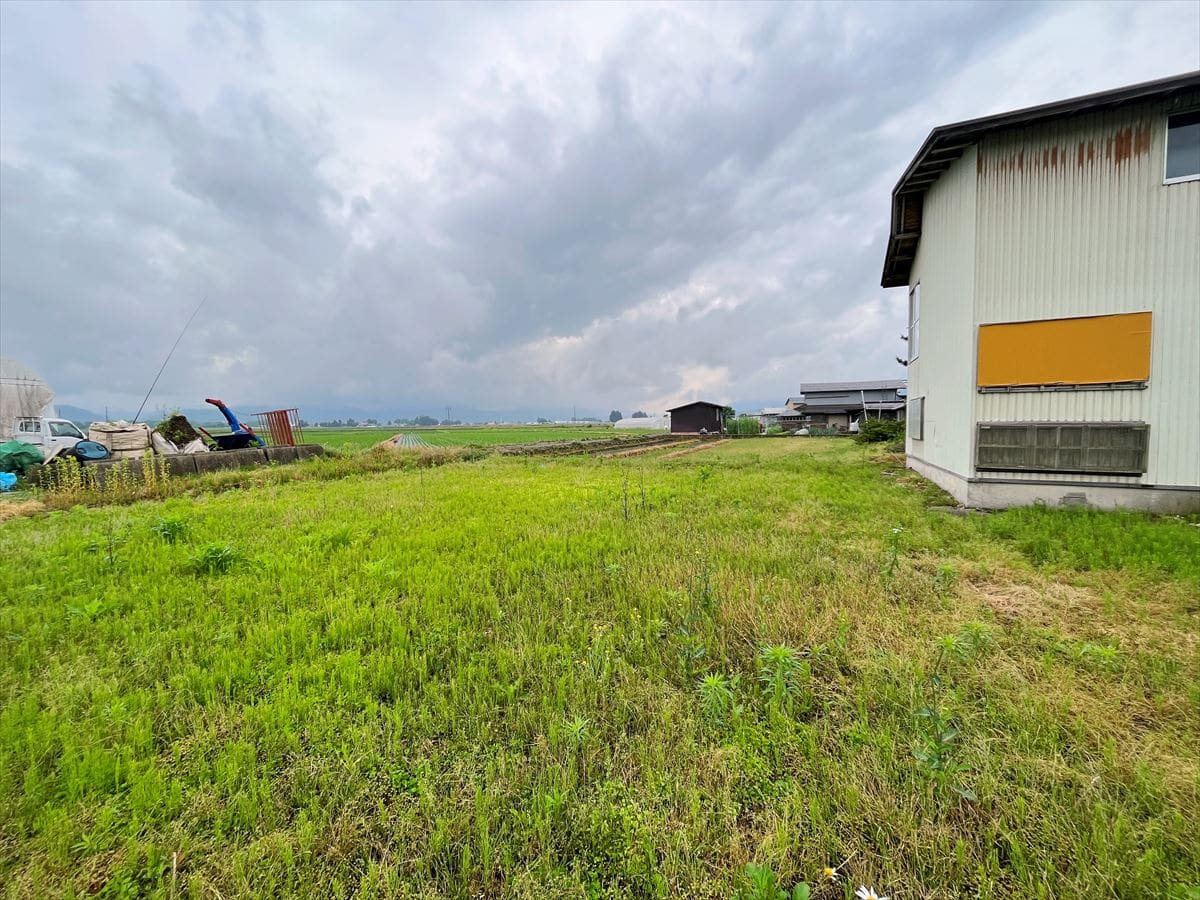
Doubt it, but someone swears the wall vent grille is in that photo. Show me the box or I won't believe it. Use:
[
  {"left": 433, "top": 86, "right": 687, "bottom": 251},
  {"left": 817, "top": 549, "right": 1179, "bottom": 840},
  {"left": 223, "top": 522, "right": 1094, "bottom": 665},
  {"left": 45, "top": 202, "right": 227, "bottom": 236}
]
[{"left": 976, "top": 422, "right": 1148, "bottom": 474}]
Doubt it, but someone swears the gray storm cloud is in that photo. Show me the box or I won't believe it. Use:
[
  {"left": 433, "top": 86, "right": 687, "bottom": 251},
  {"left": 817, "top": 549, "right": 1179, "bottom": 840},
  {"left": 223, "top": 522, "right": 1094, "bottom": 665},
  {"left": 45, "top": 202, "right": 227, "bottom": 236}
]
[{"left": 2, "top": 0, "right": 1197, "bottom": 418}]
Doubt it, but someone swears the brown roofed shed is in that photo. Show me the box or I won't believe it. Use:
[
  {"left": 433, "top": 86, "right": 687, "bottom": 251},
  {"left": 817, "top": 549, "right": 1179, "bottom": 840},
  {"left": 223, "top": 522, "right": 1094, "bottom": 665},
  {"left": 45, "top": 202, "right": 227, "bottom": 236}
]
[{"left": 667, "top": 401, "right": 725, "bottom": 434}]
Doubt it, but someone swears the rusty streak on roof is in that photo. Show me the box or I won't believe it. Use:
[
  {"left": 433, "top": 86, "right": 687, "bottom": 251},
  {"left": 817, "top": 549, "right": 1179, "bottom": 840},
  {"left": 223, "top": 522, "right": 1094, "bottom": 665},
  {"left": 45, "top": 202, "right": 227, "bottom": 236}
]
[{"left": 880, "top": 71, "right": 1200, "bottom": 289}]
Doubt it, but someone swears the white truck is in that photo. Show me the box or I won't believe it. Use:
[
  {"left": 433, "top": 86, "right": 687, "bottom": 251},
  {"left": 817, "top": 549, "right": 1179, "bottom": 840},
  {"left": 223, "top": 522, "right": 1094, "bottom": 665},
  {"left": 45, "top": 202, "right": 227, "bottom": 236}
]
[
  {"left": 3, "top": 416, "right": 89, "bottom": 459},
  {"left": 0, "top": 356, "right": 89, "bottom": 461}
]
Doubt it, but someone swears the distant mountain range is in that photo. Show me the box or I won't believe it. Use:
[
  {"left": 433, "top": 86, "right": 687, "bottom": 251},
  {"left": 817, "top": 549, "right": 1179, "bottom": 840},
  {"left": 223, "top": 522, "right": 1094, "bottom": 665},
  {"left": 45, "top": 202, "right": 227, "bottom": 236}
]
[
  {"left": 54, "top": 397, "right": 778, "bottom": 427},
  {"left": 56, "top": 404, "right": 106, "bottom": 425},
  {"left": 56, "top": 404, "right": 228, "bottom": 427}
]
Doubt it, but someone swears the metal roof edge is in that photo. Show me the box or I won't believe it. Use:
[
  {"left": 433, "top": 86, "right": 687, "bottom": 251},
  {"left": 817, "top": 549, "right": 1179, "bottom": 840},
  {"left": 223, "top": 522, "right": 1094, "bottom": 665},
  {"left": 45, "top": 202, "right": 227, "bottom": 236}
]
[
  {"left": 665, "top": 400, "right": 726, "bottom": 411},
  {"left": 880, "top": 71, "right": 1200, "bottom": 288}
]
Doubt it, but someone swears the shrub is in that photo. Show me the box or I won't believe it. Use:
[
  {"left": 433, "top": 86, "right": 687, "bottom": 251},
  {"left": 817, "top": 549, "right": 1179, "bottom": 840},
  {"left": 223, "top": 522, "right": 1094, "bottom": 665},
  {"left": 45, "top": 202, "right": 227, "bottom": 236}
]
[
  {"left": 39, "top": 454, "right": 171, "bottom": 505},
  {"left": 729, "top": 416, "right": 761, "bottom": 436},
  {"left": 855, "top": 417, "right": 905, "bottom": 444}
]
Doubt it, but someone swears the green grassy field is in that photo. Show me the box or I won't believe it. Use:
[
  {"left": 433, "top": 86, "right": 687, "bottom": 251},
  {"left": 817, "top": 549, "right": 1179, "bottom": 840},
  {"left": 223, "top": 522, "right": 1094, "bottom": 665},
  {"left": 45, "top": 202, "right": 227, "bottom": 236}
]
[
  {"left": 304, "top": 425, "right": 644, "bottom": 451},
  {"left": 2, "top": 440, "right": 1198, "bottom": 898}
]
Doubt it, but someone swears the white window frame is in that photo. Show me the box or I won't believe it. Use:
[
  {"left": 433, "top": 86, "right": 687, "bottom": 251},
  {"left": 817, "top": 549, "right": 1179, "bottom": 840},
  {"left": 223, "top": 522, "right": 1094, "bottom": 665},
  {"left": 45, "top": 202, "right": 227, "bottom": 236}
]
[
  {"left": 908, "top": 396, "right": 924, "bottom": 441},
  {"left": 908, "top": 282, "right": 921, "bottom": 361},
  {"left": 1163, "top": 111, "right": 1200, "bottom": 185}
]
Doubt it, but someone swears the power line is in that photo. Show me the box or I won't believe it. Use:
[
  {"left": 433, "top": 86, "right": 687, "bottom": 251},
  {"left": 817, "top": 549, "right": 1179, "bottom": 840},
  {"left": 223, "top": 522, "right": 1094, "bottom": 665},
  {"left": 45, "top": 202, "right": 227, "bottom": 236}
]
[{"left": 132, "top": 296, "right": 207, "bottom": 423}]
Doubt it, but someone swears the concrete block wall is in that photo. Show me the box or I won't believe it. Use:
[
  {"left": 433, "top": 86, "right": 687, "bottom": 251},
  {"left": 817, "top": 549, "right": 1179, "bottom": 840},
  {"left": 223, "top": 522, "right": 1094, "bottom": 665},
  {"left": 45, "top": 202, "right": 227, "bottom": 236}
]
[{"left": 84, "top": 444, "right": 325, "bottom": 485}]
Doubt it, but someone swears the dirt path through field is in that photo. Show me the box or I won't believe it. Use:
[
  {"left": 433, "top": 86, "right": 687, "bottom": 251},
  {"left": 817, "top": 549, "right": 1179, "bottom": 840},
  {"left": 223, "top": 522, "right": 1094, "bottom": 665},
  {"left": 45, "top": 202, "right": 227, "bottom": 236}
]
[
  {"left": 659, "top": 439, "right": 728, "bottom": 460},
  {"left": 596, "top": 439, "right": 696, "bottom": 458}
]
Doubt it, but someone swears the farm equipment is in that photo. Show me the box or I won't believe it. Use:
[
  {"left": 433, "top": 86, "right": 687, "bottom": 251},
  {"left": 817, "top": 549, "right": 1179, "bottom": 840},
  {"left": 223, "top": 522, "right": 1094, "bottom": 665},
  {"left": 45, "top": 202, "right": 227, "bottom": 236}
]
[{"left": 198, "top": 399, "right": 265, "bottom": 450}]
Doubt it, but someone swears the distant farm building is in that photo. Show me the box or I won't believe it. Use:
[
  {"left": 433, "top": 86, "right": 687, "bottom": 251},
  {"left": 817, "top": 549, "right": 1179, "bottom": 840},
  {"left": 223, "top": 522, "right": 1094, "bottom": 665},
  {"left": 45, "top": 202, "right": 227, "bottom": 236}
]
[
  {"left": 758, "top": 406, "right": 806, "bottom": 430},
  {"left": 757, "top": 407, "right": 787, "bottom": 428},
  {"left": 784, "top": 380, "right": 907, "bottom": 430},
  {"left": 882, "top": 71, "right": 1199, "bottom": 512},
  {"left": 666, "top": 401, "right": 724, "bottom": 434}
]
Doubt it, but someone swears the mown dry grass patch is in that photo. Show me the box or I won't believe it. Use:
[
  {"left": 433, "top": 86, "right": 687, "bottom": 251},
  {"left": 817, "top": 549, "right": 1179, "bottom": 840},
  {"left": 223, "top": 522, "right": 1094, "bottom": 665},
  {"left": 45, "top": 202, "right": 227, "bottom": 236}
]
[
  {"left": 968, "top": 571, "right": 1197, "bottom": 648},
  {"left": 0, "top": 497, "right": 45, "bottom": 521}
]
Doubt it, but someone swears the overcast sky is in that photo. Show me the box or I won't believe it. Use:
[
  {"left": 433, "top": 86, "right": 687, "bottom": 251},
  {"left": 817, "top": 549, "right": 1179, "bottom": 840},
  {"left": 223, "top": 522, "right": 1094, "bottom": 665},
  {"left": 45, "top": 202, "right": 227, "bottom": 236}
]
[{"left": 2, "top": 1, "right": 1197, "bottom": 419}]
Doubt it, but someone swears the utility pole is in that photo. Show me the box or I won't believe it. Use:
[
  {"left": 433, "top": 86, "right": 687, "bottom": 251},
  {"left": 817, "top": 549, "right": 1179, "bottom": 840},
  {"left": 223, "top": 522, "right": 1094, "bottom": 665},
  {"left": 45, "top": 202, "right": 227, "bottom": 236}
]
[
  {"left": 572, "top": 405, "right": 576, "bottom": 423},
  {"left": 445, "top": 405, "right": 451, "bottom": 424}
]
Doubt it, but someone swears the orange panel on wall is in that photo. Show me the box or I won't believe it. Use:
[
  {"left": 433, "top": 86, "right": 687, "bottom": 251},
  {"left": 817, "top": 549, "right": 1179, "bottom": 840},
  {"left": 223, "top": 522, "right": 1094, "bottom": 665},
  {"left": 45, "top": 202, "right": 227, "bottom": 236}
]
[{"left": 976, "top": 311, "right": 1152, "bottom": 388}]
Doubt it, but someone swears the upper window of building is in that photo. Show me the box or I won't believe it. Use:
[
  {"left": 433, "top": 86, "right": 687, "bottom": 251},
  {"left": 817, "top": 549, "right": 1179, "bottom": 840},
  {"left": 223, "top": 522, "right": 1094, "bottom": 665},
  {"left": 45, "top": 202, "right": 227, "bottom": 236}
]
[
  {"left": 1165, "top": 111, "right": 1200, "bottom": 183},
  {"left": 908, "top": 283, "right": 921, "bottom": 361}
]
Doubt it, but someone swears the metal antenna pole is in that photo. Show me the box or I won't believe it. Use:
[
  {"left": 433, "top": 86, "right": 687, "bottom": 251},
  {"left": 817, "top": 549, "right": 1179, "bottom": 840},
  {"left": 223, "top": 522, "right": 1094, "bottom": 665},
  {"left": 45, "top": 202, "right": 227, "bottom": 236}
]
[{"left": 132, "top": 296, "right": 207, "bottom": 423}]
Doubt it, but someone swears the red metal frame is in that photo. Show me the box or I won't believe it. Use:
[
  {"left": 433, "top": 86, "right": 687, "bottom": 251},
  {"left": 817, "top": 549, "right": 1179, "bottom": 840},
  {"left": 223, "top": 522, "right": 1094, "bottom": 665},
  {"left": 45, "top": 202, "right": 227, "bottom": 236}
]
[{"left": 251, "top": 408, "right": 305, "bottom": 447}]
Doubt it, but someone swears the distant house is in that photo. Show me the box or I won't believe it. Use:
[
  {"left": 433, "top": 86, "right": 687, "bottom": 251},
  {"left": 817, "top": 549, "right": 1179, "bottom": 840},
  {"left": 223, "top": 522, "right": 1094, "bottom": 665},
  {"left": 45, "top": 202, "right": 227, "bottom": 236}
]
[
  {"left": 667, "top": 401, "right": 725, "bottom": 434},
  {"left": 759, "top": 406, "right": 806, "bottom": 429},
  {"left": 758, "top": 407, "right": 787, "bottom": 427},
  {"left": 784, "top": 380, "right": 907, "bottom": 430}
]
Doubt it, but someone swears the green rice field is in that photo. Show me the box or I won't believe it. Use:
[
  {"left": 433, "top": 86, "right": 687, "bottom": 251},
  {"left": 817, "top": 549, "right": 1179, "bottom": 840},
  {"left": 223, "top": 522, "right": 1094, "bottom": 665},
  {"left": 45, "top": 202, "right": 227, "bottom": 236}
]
[
  {"left": 304, "top": 425, "right": 648, "bottom": 452},
  {"left": 1, "top": 440, "right": 1197, "bottom": 898}
]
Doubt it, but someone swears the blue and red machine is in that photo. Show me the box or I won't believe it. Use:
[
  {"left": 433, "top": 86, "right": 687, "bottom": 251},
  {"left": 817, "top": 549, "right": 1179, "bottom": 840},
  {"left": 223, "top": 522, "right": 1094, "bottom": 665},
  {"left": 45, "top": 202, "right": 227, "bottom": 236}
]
[{"left": 198, "top": 398, "right": 265, "bottom": 450}]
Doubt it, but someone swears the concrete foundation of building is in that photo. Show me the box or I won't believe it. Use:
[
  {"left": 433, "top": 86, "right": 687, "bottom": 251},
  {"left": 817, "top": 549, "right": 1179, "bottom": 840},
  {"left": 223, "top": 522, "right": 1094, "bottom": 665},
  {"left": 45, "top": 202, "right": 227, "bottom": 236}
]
[{"left": 907, "top": 454, "right": 1200, "bottom": 514}]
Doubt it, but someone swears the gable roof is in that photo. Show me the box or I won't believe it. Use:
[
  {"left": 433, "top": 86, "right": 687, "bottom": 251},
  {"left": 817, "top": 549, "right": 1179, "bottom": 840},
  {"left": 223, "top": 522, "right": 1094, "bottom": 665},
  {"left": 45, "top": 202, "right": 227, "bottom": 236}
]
[
  {"left": 666, "top": 400, "right": 724, "bottom": 412},
  {"left": 793, "top": 379, "right": 906, "bottom": 394},
  {"left": 881, "top": 71, "right": 1200, "bottom": 288}
]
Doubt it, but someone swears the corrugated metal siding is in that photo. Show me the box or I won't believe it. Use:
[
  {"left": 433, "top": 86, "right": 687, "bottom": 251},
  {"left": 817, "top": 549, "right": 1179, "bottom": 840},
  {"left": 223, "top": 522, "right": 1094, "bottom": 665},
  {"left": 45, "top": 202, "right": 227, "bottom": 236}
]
[
  {"left": 906, "top": 146, "right": 977, "bottom": 476},
  {"left": 973, "top": 391, "right": 1146, "bottom": 484},
  {"left": 972, "top": 94, "right": 1200, "bottom": 487}
]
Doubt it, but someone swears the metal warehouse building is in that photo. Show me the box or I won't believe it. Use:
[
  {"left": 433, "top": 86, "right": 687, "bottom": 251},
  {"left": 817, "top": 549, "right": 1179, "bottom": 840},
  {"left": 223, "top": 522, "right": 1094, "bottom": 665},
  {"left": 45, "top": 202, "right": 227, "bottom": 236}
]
[{"left": 883, "top": 72, "right": 1200, "bottom": 512}]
